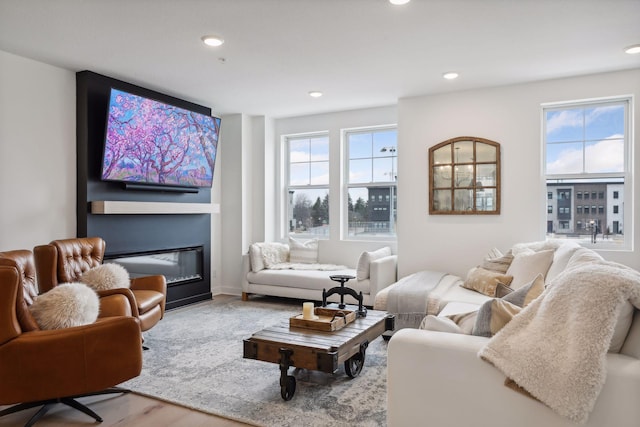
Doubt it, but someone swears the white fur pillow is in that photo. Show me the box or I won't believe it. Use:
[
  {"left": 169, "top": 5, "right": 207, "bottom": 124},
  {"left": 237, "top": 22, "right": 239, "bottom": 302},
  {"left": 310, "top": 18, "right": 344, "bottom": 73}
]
[
  {"left": 29, "top": 282, "right": 99, "bottom": 330},
  {"left": 261, "top": 242, "right": 290, "bottom": 268},
  {"left": 80, "top": 263, "right": 130, "bottom": 291}
]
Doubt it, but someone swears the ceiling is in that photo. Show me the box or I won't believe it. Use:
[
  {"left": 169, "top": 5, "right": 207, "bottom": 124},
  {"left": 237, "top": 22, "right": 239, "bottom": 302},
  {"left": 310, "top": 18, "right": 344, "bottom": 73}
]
[{"left": 1, "top": 0, "right": 639, "bottom": 118}]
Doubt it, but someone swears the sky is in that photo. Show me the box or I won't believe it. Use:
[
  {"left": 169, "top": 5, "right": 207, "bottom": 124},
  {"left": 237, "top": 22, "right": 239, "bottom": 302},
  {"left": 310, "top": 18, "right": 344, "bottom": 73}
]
[{"left": 545, "top": 103, "right": 625, "bottom": 175}]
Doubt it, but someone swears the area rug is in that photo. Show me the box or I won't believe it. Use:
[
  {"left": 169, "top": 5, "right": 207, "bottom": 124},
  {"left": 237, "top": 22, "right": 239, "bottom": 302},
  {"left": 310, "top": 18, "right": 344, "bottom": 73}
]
[{"left": 123, "top": 296, "right": 388, "bottom": 426}]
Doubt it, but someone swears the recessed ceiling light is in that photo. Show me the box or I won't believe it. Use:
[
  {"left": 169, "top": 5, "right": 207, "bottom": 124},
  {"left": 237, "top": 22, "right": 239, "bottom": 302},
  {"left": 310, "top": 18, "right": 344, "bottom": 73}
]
[
  {"left": 443, "top": 72, "right": 459, "bottom": 80},
  {"left": 308, "top": 91, "right": 323, "bottom": 98},
  {"left": 624, "top": 44, "right": 640, "bottom": 54},
  {"left": 201, "top": 35, "right": 224, "bottom": 47},
  {"left": 389, "top": 0, "right": 410, "bottom": 5}
]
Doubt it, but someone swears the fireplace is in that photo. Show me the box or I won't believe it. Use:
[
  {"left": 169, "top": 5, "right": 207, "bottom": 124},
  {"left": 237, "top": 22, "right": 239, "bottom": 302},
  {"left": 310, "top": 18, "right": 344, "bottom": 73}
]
[{"left": 104, "top": 246, "right": 204, "bottom": 287}]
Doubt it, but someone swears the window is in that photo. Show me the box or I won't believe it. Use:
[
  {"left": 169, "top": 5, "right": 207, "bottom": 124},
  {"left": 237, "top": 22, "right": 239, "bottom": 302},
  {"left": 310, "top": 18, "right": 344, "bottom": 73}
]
[
  {"left": 346, "top": 127, "right": 397, "bottom": 238},
  {"left": 577, "top": 206, "right": 582, "bottom": 214},
  {"left": 548, "top": 192, "right": 553, "bottom": 199},
  {"left": 548, "top": 205, "right": 553, "bottom": 213},
  {"left": 614, "top": 205, "right": 619, "bottom": 214},
  {"left": 544, "top": 97, "right": 630, "bottom": 247},
  {"left": 286, "top": 134, "right": 329, "bottom": 237}
]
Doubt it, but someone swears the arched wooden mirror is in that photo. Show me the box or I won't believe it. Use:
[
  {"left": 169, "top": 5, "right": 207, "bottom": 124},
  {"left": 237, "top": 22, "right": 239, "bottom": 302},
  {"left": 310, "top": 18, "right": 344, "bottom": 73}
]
[{"left": 429, "top": 136, "right": 501, "bottom": 214}]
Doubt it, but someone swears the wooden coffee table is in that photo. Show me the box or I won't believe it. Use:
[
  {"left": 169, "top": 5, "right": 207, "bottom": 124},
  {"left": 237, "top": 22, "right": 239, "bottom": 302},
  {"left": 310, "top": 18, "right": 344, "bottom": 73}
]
[{"left": 243, "top": 307, "right": 394, "bottom": 400}]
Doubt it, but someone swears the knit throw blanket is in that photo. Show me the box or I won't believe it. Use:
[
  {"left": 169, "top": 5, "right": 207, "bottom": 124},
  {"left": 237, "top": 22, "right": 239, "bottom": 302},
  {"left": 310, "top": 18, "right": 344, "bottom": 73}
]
[{"left": 479, "top": 260, "right": 640, "bottom": 424}]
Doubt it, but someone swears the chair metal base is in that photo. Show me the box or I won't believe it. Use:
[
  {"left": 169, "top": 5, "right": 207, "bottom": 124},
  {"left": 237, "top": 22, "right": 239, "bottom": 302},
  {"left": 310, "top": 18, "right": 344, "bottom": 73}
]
[{"left": 0, "top": 387, "right": 130, "bottom": 427}]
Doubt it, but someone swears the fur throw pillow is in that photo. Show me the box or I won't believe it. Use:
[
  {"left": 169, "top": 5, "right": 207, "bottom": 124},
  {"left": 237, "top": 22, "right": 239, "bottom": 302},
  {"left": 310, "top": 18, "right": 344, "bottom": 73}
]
[
  {"left": 80, "top": 263, "right": 130, "bottom": 291},
  {"left": 29, "top": 282, "right": 99, "bottom": 330}
]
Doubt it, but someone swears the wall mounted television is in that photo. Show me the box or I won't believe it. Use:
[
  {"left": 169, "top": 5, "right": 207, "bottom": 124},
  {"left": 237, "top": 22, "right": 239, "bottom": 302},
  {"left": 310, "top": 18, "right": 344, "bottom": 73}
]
[{"left": 101, "top": 88, "right": 221, "bottom": 190}]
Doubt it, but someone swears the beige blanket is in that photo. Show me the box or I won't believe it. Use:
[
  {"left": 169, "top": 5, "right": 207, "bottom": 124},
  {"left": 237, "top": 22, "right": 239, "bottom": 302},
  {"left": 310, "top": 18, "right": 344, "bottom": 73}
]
[{"left": 479, "top": 260, "right": 640, "bottom": 424}]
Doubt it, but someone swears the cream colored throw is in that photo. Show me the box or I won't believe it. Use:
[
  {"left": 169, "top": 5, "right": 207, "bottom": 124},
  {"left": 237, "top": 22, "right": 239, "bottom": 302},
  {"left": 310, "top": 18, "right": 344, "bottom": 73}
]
[{"left": 479, "top": 260, "right": 640, "bottom": 424}]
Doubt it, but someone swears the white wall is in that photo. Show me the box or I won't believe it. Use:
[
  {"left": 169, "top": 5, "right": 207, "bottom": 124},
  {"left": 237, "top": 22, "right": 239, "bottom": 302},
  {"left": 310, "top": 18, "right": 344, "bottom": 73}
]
[
  {"left": 398, "top": 68, "right": 640, "bottom": 278},
  {"left": 0, "top": 50, "right": 76, "bottom": 251}
]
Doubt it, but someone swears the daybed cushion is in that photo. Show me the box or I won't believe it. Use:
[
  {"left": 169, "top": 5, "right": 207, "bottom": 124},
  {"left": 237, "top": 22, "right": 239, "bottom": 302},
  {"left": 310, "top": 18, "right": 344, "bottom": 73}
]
[
  {"left": 356, "top": 247, "right": 391, "bottom": 280},
  {"left": 247, "top": 268, "right": 371, "bottom": 294}
]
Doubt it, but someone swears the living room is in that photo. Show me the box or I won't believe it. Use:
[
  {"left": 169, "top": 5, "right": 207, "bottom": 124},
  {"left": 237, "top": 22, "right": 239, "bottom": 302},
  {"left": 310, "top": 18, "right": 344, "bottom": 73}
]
[{"left": 1, "top": 1, "right": 640, "bottom": 426}]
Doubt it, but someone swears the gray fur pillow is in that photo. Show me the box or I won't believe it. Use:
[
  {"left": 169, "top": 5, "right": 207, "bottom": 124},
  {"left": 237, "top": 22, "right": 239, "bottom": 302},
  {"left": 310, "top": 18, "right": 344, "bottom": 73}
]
[
  {"left": 80, "top": 263, "right": 130, "bottom": 291},
  {"left": 29, "top": 282, "right": 99, "bottom": 330}
]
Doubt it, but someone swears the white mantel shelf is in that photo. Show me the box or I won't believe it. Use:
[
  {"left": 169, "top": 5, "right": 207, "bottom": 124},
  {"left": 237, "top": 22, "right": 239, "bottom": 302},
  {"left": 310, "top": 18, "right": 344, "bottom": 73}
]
[{"left": 91, "top": 201, "right": 220, "bottom": 215}]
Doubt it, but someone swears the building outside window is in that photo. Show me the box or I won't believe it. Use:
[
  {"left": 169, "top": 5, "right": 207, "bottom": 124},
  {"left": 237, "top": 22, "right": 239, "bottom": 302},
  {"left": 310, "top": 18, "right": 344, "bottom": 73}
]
[
  {"left": 286, "top": 134, "right": 330, "bottom": 237},
  {"left": 345, "top": 127, "right": 397, "bottom": 238},
  {"left": 544, "top": 97, "right": 630, "bottom": 247}
]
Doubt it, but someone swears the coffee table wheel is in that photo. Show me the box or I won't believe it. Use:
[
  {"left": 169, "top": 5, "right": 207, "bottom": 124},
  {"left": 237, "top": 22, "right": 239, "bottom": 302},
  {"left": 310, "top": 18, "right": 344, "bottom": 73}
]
[
  {"left": 345, "top": 351, "right": 365, "bottom": 378},
  {"left": 280, "top": 375, "right": 296, "bottom": 400}
]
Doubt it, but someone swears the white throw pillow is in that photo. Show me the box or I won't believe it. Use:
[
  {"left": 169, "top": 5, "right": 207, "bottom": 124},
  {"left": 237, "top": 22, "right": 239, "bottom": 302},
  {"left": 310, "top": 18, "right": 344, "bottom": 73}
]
[
  {"left": 356, "top": 247, "right": 392, "bottom": 280},
  {"left": 249, "top": 244, "right": 265, "bottom": 272},
  {"left": 80, "top": 263, "right": 130, "bottom": 291},
  {"left": 505, "top": 249, "right": 554, "bottom": 290},
  {"left": 29, "top": 282, "right": 99, "bottom": 330},
  {"left": 288, "top": 237, "right": 319, "bottom": 264}
]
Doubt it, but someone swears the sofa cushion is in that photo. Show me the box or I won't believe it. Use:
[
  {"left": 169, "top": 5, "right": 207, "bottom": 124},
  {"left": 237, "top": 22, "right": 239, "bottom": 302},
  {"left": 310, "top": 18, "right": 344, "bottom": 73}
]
[
  {"left": 481, "top": 250, "right": 514, "bottom": 274},
  {"left": 356, "top": 247, "right": 391, "bottom": 280},
  {"left": 462, "top": 267, "right": 513, "bottom": 297},
  {"left": 505, "top": 249, "right": 554, "bottom": 289},
  {"left": 472, "top": 274, "right": 545, "bottom": 337},
  {"left": 545, "top": 242, "right": 580, "bottom": 283},
  {"left": 288, "top": 237, "right": 319, "bottom": 264},
  {"left": 419, "top": 315, "right": 464, "bottom": 334}
]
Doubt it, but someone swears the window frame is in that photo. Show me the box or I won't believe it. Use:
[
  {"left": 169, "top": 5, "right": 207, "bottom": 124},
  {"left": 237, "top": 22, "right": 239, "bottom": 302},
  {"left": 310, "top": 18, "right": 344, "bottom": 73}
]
[
  {"left": 343, "top": 125, "right": 398, "bottom": 241},
  {"left": 283, "top": 132, "right": 330, "bottom": 239},
  {"left": 542, "top": 96, "right": 632, "bottom": 249}
]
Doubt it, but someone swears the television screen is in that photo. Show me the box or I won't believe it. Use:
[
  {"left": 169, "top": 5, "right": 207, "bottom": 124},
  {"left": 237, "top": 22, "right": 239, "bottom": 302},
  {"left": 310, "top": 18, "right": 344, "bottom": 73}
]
[{"left": 101, "top": 88, "right": 221, "bottom": 188}]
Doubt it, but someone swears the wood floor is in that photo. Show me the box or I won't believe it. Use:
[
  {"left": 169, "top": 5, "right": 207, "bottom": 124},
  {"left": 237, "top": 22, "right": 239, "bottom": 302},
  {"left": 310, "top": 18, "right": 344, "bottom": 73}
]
[{"left": 0, "top": 391, "right": 252, "bottom": 427}]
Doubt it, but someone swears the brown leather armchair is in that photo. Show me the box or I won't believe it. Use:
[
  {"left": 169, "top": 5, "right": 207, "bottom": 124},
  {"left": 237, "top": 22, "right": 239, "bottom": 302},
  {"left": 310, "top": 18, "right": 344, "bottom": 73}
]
[
  {"left": 34, "top": 237, "right": 167, "bottom": 334},
  {"left": 0, "top": 250, "right": 143, "bottom": 426}
]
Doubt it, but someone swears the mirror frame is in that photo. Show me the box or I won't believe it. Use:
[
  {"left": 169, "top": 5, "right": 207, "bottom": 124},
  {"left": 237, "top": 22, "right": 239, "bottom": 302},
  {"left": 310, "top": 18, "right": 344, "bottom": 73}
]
[{"left": 428, "top": 136, "right": 501, "bottom": 215}]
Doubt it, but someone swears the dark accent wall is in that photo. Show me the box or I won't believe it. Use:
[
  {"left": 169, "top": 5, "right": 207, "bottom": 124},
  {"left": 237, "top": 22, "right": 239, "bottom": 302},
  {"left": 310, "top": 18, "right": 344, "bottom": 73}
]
[{"left": 76, "top": 71, "right": 212, "bottom": 309}]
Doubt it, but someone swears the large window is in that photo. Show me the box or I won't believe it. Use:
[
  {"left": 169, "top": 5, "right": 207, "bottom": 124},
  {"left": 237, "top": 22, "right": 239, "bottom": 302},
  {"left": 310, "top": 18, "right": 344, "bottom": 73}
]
[
  {"left": 286, "top": 134, "right": 329, "bottom": 237},
  {"left": 346, "top": 127, "right": 397, "bottom": 238},
  {"left": 544, "top": 97, "right": 630, "bottom": 247}
]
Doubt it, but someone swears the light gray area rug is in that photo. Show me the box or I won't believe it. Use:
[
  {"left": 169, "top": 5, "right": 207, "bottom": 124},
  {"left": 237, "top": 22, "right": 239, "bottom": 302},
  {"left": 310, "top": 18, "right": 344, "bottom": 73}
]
[{"left": 123, "top": 296, "right": 388, "bottom": 426}]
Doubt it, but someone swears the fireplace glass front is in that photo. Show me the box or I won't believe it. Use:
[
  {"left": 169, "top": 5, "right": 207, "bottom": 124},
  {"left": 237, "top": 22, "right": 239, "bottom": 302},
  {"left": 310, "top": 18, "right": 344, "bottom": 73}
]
[{"left": 104, "top": 246, "right": 204, "bottom": 286}]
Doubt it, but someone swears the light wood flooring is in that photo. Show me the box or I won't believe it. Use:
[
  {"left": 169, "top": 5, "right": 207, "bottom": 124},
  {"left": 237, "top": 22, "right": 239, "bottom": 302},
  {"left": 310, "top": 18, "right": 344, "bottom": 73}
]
[{"left": 0, "top": 389, "right": 252, "bottom": 427}]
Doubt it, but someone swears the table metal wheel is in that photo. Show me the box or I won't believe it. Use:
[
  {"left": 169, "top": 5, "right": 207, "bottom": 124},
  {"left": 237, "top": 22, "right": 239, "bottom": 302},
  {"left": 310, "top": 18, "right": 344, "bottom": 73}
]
[
  {"left": 345, "top": 351, "right": 365, "bottom": 378},
  {"left": 280, "top": 375, "right": 296, "bottom": 400}
]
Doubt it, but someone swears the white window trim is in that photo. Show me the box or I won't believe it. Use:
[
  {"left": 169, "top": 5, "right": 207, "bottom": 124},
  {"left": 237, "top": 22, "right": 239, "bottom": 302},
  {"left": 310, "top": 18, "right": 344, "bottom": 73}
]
[{"left": 541, "top": 95, "right": 633, "bottom": 251}]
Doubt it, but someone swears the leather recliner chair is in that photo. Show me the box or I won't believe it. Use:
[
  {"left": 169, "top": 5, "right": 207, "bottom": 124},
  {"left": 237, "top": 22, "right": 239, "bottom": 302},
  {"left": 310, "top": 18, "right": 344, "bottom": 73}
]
[
  {"left": 34, "top": 237, "right": 167, "bottom": 334},
  {"left": 0, "top": 249, "right": 143, "bottom": 426}
]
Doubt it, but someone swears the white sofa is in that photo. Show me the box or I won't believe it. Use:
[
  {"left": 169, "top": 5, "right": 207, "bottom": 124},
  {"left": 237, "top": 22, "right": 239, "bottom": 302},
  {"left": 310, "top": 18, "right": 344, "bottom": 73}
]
[
  {"left": 241, "top": 239, "right": 397, "bottom": 307},
  {"left": 387, "top": 242, "right": 640, "bottom": 427}
]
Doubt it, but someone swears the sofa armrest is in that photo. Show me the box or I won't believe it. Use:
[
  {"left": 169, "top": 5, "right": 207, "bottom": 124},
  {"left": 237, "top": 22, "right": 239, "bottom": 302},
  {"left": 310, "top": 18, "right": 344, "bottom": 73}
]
[
  {"left": 241, "top": 253, "right": 250, "bottom": 292},
  {"left": 368, "top": 255, "right": 397, "bottom": 297},
  {"left": 388, "top": 328, "right": 640, "bottom": 427}
]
